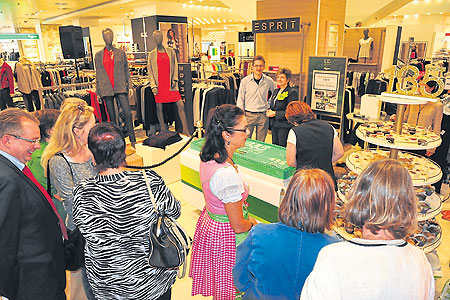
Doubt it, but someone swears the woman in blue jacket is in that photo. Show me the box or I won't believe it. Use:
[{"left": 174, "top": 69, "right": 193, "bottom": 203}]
[{"left": 233, "top": 168, "right": 338, "bottom": 300}]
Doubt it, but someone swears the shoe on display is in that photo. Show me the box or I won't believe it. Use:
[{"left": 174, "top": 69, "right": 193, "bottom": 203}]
[{"left": 439, "top": 279, "right": 450, "bottom": 300}]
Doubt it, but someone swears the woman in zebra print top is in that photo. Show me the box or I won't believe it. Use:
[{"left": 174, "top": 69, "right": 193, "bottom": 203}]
[{"left": 73, "top": 123, "right": 181, "bottom": 300}]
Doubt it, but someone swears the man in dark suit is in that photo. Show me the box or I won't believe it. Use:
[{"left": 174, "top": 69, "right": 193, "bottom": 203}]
[{"left": 0, "top": 108, "right": 66, "bottom": 300}]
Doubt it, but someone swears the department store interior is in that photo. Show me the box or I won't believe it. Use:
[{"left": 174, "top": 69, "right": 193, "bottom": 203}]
[{"left": 2, "top": 0, "right": 450, "bottom": 299}]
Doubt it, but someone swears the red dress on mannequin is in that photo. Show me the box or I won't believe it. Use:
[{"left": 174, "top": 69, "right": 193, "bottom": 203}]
[{"left": 155, "top": 51, "right": 181, "bottom": 104}]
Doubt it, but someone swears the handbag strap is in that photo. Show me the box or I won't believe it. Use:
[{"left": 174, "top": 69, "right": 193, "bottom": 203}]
[
  {"left": 142, "top": 169, "right": 159, "bottom": 214},
  {"left": 47, "top": 153, "right": 74, "bottom": 196},
  {"left": 142, "top": 169, "right": 190, "bottom": 279}
]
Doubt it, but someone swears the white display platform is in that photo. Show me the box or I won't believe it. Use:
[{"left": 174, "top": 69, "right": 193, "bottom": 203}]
[
  {"left": 135, "top": 135, "right": 191, "bottom": 184},
  {"left": 355, "top": 122, "right": 442, "bottom": 150},
  {"left": 346, "top": 149, "right": 442, "bottom": 186},
  {"left": 380, "top": 92, "right": 438, "bottom": 104}
]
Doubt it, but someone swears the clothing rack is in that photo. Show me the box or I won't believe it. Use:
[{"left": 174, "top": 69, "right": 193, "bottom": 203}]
[
  {"left": 192, "top": 78, "right": 227, "bottom": 85},
  {"left": 37, "top": 82, "right": 95, "bottom": 109}
]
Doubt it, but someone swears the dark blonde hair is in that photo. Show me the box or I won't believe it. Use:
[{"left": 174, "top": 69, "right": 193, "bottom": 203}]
[
  {"left": 41, "top": 98, "right": 94, "bottom": 173},
  {"left": 285, "top": 101, "right": 315, "bottom": 124},
  {"left": 344, "top": 159, "right": 417, "bottom": 239},
  {"left": 278, "top": 168, "right": 335, "bottom": 233}
]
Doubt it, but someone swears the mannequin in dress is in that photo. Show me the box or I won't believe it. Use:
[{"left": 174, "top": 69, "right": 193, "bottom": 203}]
[
  {"left": 0, "top": 57, "right": 15, "bottom": 110},
  {"left": 94, "top": 28, "right": 136, "bottom": 146},
  {"left": 357, "top": 29, "right": 373, "bottom": 63},
  {"left": 148, "top": 30, "right": 190, "bottom": 135}
]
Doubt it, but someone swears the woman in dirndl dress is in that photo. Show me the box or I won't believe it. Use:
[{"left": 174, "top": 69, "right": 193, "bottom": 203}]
[{"left": 190, "top": 104, "right": 258, "bottom": 299}]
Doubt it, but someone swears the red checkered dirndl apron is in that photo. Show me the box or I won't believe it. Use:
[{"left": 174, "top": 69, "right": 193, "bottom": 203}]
[{"left": 189, "top": 208, "right": 237, "bottom": 299}]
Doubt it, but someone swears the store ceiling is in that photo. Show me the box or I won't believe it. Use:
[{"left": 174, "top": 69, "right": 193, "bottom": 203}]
[
  {"left": 0, "top": 0, "right": 251, "bottom": 29},
  {"left": 0, "top": 0, "right": 449, "bottom": 31}
]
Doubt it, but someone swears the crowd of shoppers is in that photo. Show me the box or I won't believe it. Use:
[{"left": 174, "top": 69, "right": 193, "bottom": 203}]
[{"left": 0, "top": 53, "right": 438, "bottom": 300}]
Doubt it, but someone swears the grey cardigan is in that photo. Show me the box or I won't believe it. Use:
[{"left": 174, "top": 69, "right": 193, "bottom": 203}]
[
  {"left": 94, "top": 47, "right": 130, "bottom": 97},
  {"left": 147, "top": 47, "right": 179, "bottom": 93}
]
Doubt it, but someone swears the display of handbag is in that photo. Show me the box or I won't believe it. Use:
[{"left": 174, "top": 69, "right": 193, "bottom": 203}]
[{"left": 142, "top": 169, "right": 192, "bottom": 278}]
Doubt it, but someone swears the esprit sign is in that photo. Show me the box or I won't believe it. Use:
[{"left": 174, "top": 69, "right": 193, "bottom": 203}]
[{"left": 252, "top": 17, "right": 300, "bottom": 33}]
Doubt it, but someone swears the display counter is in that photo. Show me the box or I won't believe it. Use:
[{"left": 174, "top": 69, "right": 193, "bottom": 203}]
[
  {"left": 180, "top": 138, "right": 295, "bottom": 223},
  {"left": 135, "top": 135, "right": 191, "bottom": 185}
]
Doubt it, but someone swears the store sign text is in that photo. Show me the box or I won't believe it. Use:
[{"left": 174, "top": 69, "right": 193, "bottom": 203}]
[
  {"left": 0, "top": 33, "right": 39, "bottom": 40},
  {"left": 252, "top": 17, "right": 300, "bottom": 33}
]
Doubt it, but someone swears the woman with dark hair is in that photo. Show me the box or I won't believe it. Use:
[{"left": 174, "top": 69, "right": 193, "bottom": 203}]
[
  {"left": 301, "top": 159, "right": 434, "bottom": 300},
  {"left": 233, "top": 168, "right": 337, "bottom": 300},
  {"left": 190, "top": 104, "right": 257, "bottom": 299},
  {"left": 73, "top": 122, "right": 181, "bottom": 300},
  {"left": 27, "top": 109, "right": 66, "bottom": 219},
  {"left": 266, "top": 67, "right": 298, "bottom": 147},
  {"left": 166, "top": 28, "right": 180, "bottom": 56},
  {"left": 285, "top": 101, "right": 344, "bottom": 181}
]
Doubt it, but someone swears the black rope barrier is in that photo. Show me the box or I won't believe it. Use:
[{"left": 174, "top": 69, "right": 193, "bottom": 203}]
[{"left": 126, "top": 130, "right": 198, "bottom": 170}]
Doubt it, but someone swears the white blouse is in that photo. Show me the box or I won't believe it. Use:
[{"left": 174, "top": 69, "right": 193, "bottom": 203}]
[
  {"left": 300, "top": 238, "right": 434, "bottom": 300},
  {"left": 209, "top": 166, "right": 245, "bottom": 203}
]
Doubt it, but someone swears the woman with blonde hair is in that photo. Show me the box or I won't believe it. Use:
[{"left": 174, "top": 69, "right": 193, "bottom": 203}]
[
  {"left": 301, "top": 159, "right": 434, "bottom": 300},
  {"left": 42, "top": 98, "right": 97, "bottom": 300}
]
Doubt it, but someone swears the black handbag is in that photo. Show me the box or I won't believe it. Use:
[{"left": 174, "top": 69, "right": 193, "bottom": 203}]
[
  {"left": 63, "top": 227, "right": 85, "bottom": 271},
  {"left": 142, "top": 170, "right": 191, "bottom": 278},
  {"left": 47, "top": 153, "right": 85, "bottom": 271}
]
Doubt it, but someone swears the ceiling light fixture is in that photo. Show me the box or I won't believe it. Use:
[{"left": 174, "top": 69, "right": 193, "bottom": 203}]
[
  {"left": 203, "top": 18, "right": 210, "bottom": 24},
  {"left": 210, "top": 19, "right": 215, "bottom": 23}
]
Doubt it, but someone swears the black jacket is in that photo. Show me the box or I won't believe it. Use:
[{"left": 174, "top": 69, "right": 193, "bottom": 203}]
[
  {"left": 269, "top": 86, "right": 298, "bottom": 128},
  {"left": 0, "top": 154, "right": 66, "bottom": 300}
]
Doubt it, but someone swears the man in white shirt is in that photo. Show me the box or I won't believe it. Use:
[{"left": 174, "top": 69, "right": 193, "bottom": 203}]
[{"left": 236, "top": 55, "right": 276, "bottom": 141}]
